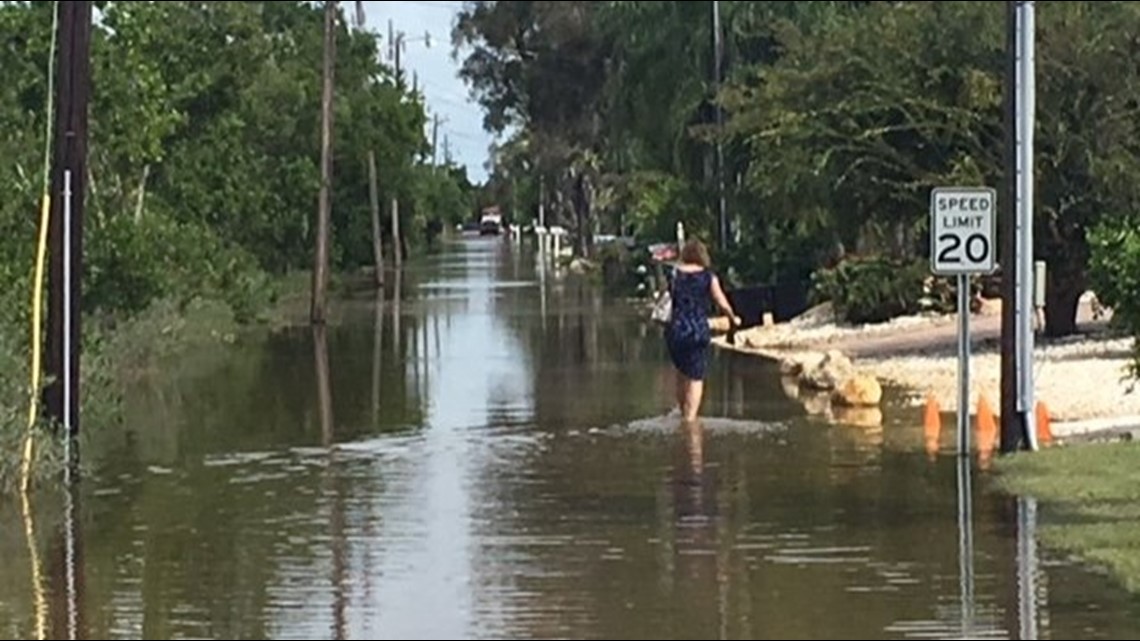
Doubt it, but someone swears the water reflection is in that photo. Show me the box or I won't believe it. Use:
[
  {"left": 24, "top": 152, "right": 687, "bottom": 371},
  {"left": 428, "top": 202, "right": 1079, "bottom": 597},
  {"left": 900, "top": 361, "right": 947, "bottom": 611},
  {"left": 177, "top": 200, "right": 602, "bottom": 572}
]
[
  {"left": 2, "top": 237, "right": 1139, "bottom": 639},
  {"left": 958, "top": 455, "right": 978, "bottom": 639},
  {"left": 43, "top": 477, "right": 83, "bottom": 641}
]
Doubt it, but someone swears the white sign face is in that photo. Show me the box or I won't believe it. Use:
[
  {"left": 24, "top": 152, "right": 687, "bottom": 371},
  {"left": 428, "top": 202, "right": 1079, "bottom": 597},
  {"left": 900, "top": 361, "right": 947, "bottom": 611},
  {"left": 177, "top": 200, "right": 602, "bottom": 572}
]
[{"left": 930, "top": 187, "right": 997, "bottom": 275}]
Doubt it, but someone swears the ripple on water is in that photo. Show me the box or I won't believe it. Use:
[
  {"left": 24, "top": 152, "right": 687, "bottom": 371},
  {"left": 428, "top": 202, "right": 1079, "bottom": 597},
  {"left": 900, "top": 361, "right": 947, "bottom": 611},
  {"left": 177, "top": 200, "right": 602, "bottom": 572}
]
[
  {"left": 616, "top": 413, "right": 789, "bottom": 435},
  {"left": 417, "top": 280, "right": 537, "bottom": 291}
]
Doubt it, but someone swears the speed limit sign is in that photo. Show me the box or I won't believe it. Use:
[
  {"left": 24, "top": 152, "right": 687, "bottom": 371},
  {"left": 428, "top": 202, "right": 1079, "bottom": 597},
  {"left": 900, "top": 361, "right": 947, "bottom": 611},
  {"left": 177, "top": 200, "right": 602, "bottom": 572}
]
[{"left": 930, "top": 186, "right": 997, "bottom": 275}]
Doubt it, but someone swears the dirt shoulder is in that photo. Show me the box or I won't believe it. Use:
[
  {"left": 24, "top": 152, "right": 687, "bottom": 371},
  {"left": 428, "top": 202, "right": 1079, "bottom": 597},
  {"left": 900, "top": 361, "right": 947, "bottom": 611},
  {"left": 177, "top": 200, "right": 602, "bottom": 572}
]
[{"left": 714, "top": 297, "right": 1140, "bottom": 427}]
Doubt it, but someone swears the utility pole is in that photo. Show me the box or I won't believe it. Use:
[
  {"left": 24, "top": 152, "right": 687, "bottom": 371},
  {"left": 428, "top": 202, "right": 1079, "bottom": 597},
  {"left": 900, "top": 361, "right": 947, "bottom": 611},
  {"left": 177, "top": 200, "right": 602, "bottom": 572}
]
[
  {"left": 712, "top": 0, "right": 727, "bottom": 252},
  {"left": 311, "top": 0, "right": 337, "bottom": 325},
  {"left": 45, "top": 0, "right": 92, "bottom": 440},
  {"left": 351, "top": 1, "right": 382, "bottom": 289},
  {"left": 1000, "top": 0, "right": 1019, "bottom": 453},
  {"left": 368, "top": 152, "right": 384, "bottom": 289},
  {"left": 444, "top": 135, "right": 452, "bottom": 166},
  {"left": 391, "top": 197, "right": 402, "bottom": 268},
  {"left": 432, "top": 113, "right": 439, "bottom": 170},
  {"left": 388, "top": 19, "right": 405, "bottom": 88},
  {"left": 1001, "top": 1, "right": 1037, "bottom": 453}
]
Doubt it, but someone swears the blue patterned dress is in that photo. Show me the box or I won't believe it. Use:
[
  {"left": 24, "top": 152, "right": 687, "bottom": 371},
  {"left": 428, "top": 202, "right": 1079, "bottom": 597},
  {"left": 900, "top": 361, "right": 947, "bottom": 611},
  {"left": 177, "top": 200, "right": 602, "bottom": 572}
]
[{"left": 665, "top": 269, "right": 713, "bottom": 381}]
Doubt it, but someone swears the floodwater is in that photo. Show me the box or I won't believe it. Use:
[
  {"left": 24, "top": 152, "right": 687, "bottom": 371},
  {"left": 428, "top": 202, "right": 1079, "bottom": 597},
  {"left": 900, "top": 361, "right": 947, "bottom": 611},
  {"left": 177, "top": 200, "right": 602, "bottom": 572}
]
[{"left": 3, "top": 237, "right": 1140, "bottom": 640}]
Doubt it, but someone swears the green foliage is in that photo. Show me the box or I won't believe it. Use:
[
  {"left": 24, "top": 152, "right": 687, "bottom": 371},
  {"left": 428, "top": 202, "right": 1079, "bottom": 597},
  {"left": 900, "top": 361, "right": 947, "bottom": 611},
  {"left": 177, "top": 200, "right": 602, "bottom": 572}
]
[
  {"left": 0, "top": 0, "right": 479, "bottom": 485},
  {"left": 0, "top": 0, "right": 476, "bottom": 327},
  {"left": 457, "top": 0, "right": 1140, "bottom": 347},
  {"left": 85, "top": 213, "right": 273, "bottom": 323},
  {"left": 810, "top": 255, "right": 931, "bottom": 325},
  {"left": 1088, "top": 219, "right": 1140, "bottom": 378}
]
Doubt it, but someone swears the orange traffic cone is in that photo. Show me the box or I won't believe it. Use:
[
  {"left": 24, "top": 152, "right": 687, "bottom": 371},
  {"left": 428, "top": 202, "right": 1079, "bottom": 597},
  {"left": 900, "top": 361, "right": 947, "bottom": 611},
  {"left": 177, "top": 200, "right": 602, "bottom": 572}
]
[
  {"left": 976, "top": 393, "right": 998, "bottom": 457},
  {"left": 1036, "top": 401, "right": 1053, "bottom": 446},
  {"left": 924, "top": 394, "right": 941, "bottom": 458}
]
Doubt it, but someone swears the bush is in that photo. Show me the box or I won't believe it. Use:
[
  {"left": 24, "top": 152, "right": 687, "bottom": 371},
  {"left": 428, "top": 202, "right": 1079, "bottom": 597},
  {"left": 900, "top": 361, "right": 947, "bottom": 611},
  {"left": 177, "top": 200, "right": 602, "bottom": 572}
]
[
  {"left": 598, "top": 241, "right": 639, "bottom": 294},
  {"left": 1088, "top": 219, "right": 1140, "bottom": 378},
  {"left": 85, "top": 214, "right": 274, "bottom": 324},
  {"left": 811, "top": 254, "right": 933, "bottom": 324}
]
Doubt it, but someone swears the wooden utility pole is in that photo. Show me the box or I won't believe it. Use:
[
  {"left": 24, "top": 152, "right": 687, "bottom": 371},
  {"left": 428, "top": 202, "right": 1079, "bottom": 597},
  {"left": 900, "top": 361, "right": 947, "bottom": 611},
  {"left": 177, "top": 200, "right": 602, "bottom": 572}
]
[
  {"left": 1001, "top": 0, "right": 1027, "bottom": 453},
  {"left": 311, "top": 0, "right": 337, "bottom": 325},
  {"left": 391, "top": 197, "right": 403, "bottom": 268},
  {"left": 349, "top": 1, "right": 383, "bottom": 289},
  {"left": 45, "top": 0, "right": 92, "bottom": 438},
  {"left": 712, "top": 0, "right": 728, "bottom": 252},
  {"left": 368, "top": 151, "right": 385, "bottom": 288},
  {"left": 432, "top": 113, "right": 439, "bottom": 170}
]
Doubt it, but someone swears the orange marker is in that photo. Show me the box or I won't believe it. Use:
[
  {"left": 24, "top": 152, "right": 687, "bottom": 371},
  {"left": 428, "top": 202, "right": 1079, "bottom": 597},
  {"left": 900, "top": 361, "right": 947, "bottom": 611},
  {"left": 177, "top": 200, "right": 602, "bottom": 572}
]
[
  {"left": 924, "top": 394, "right": 941, "bottom": 458},
  {"left": 976, "top": 394, "right": 997, "bottom": 457},
  {"left": 1035, "top": 401, "right": 1053, "bottom": 446}
]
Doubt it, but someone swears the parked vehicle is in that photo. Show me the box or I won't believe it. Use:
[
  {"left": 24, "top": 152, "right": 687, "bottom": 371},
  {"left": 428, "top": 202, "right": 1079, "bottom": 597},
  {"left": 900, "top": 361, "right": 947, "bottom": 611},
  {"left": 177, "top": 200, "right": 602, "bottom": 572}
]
[{"left": 479, "top": 207, "right": 503, "bottom": 236}]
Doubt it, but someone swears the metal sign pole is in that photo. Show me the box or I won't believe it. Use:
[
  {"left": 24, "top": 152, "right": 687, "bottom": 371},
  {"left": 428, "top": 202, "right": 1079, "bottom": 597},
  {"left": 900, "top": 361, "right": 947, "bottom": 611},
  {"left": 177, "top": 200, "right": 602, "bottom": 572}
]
[
  {"left": 1015, "top": 0, "right": 1039, "bottom": 451},
  {"left": 957, "top": 273, "right": 971, "bottom": 457},
  {"left": 932, "top": 186, "right": 995, "bottom": 457}
]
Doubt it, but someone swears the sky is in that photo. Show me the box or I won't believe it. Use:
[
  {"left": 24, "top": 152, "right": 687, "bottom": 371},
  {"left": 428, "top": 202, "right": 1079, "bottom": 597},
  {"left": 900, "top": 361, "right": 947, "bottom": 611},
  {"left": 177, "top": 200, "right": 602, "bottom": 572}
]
[{"left": 360, "top": 1, "right": 496, "bottom": 185}]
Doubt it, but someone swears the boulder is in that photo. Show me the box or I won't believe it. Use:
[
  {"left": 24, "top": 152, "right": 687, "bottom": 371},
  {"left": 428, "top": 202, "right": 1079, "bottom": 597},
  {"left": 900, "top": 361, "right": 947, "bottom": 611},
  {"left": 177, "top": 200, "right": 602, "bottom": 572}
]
[
  {"left": 832, "top": 373, "right": 883, "bottom": 407},
  {"left": 779, "top": 350, "right": 826, "bottom": 378},
  {"left": 801, "top": 350, "right": 854, "bottom": 391}
]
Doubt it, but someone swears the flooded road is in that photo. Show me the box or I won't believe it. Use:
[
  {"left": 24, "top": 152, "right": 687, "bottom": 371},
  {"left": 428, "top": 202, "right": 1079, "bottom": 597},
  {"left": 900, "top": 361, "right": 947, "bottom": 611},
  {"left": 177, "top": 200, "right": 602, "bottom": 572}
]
[{"left": 3, "top": 237, "right": 1140, "bottom": 639}]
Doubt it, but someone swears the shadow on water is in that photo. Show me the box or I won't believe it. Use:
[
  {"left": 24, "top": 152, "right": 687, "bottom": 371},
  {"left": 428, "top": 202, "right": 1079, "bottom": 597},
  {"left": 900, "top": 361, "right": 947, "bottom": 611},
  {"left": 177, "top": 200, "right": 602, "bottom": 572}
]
[{"left": 3, "top": 236, "right": 1140, "bottom": 639}]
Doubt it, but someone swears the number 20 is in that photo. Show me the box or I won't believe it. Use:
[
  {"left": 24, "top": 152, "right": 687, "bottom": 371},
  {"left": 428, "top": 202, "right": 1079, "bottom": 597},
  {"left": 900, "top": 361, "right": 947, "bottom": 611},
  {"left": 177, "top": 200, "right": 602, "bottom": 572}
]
[{"left": 938, "top": 233, "right": 989, "bottom": 264}]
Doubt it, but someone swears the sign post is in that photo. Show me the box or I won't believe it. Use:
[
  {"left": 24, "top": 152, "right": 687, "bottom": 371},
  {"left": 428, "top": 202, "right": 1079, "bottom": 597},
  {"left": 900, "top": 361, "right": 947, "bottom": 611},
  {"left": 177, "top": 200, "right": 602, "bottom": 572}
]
[{"left": 931, "top": 186, "right": 998, "bottom": 457}]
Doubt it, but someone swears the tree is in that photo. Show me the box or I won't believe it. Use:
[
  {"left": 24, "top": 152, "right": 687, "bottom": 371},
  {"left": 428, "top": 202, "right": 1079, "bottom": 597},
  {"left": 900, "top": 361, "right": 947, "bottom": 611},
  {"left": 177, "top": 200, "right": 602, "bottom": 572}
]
[
  {"left": 311, "top": 0, "right": 336, "bottom": 324},
  {"left": 454, "top": 1, "right": 614, "bottom": 255}
]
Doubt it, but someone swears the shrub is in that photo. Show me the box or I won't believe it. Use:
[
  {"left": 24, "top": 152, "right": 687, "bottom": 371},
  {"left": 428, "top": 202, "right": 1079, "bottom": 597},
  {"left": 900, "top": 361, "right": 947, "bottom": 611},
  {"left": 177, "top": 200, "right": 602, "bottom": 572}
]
[
  {"left": 811, "top": 254, "right": 932, "bottom": 324},
  {"left": 1088, "top": 218, "right": 1140, "bottom": 378},
  {"left": 85, "top": 213, "right": 274, "bottom": 324}
]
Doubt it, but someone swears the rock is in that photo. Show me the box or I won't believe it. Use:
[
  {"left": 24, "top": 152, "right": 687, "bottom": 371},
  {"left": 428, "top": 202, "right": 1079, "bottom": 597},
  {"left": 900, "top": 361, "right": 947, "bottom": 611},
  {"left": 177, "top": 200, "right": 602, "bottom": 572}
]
[
  {"left": 568, "top": 257, "right": 596, "bottom": 274},
  {"left": 779, "top": 375, "right": 801, "bottom": 400},
  {"left": 780, "top": 351, "right": 825, "bottom": 377},
  {"left": 745, "top": 333, "right": 769, "bottom": 349},
  {"left": 801, "top": 350, "right": 854, "bottom": 391},
  {"left": 779, "top": 358, "right": 801, "bottom": 377},
  {"left": 832, "top": 373, "right": 883, "bottom": 407},
  {"left": 976, "top": 296, "right": 1002, "bottom": 316},
  {"left": 800, "top": 390, "right": 832, "bottom": 416},
  {"left": 832, "top": 405, "right": 884, "bottom": 428}
]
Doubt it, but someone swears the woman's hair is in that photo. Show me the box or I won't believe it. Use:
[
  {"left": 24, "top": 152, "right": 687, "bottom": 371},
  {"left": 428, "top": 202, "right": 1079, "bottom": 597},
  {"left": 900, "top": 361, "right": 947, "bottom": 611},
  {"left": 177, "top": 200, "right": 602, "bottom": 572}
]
[{"left": 679, "top": 239, "right": 711, "bottom": 268}]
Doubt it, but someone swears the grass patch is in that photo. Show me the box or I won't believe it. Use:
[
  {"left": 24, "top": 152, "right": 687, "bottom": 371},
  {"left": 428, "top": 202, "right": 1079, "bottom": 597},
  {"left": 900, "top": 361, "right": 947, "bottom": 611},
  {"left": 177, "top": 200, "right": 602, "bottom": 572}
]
[
  {"left": 0, "top": 272, "right": 313, "bottom": 494},
  {"left": 994, "top": 440, "right": 1140, "bottom": 593}
]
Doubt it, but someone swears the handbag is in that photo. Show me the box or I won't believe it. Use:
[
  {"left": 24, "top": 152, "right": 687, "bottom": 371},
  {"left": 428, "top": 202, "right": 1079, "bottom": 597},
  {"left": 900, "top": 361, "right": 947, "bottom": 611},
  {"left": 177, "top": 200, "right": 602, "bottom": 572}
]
[{"left": 651, "top": 289, "right": 672, "bottom": 324}]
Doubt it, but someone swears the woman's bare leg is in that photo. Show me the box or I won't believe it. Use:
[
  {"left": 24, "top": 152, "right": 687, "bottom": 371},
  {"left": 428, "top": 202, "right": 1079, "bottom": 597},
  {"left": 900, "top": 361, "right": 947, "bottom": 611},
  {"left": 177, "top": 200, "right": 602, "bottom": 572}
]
[
  {"left": 675, "top": 369, "right": 687, "bottom": 415},
  {"left": 683, "top": 378, "right": 704, "bottom": 421}
]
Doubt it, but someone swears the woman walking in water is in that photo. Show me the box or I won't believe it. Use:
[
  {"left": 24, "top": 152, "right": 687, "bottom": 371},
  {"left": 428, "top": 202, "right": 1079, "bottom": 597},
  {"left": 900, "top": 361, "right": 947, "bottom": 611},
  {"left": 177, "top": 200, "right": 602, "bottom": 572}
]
[{"left": 665, "top": 239, "right": 740, "bottom": 421}]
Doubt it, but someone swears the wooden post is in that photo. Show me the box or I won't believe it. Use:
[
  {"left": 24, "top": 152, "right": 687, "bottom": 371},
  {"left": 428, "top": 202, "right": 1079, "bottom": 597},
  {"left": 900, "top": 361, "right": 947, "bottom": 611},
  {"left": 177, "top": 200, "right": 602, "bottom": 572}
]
[
  {"left": 1000, "top": 0, "right": 1023, "bottom": 453},
  {"left": 311, "top": 0, "right": 337, "bottom": 325},
  {"left": 391, "top": 197, "right": 402, "bottom": 268},
  {"left": 45, "top": 0, "right": 92, "bottom": 438},
  {"left": 368, "top": 151, "right": 384, "bottom": 288}
]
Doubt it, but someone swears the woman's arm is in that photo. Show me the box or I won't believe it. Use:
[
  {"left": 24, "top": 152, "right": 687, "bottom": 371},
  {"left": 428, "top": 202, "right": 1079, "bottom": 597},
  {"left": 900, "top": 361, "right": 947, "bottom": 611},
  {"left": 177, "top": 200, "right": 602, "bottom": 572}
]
[{"left": 710, "top": 274, "right": 741, "bottom": 326}]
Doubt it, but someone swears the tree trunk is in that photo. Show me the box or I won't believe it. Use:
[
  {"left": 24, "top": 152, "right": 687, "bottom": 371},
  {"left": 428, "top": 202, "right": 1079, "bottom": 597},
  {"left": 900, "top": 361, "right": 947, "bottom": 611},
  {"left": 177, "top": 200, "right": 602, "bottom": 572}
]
[
  {"left": 573, "top": 172, "right": 591, "bottom": 257},
  {"left": 367, "top": 150, "right": 384, "bottom": 289},
  {"left": 311, "top": 0, "right": 336, "bottom": 325},
  {"left": 133, "top": 163, "right": 149, "bottom": 223},
  {"left": 1043, "top": 266, "right": 1085, "bottom": 337}
]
